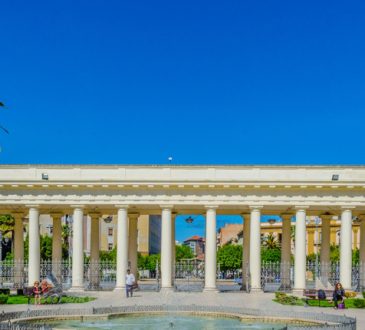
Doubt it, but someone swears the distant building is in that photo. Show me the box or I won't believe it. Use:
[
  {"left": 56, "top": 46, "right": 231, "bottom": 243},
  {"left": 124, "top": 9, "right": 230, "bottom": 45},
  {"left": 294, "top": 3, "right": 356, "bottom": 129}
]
[
  {"left": 219, "top": 218, "right": 361, "bottom": 255},
  {"left": 217, "top": 223, "right": 242, "bottom": 247},
  {"left": 183, "top": 235, "right": 205, "bottom": 259},
  {"left": 36, "top": 214, "right": 161, "bottom": 256}
]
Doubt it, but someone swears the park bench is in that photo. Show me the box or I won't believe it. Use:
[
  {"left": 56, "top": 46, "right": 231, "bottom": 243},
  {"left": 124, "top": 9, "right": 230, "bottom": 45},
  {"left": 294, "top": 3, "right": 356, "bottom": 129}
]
[
  {"left": 23, "top": 274, "right": 64, "bottom": 304},
  {"left": 303, "top": 289, "right": 334, "bottom": 306},
  {"left": 23, "top": 286, "right": 35, "bottom": 304}
]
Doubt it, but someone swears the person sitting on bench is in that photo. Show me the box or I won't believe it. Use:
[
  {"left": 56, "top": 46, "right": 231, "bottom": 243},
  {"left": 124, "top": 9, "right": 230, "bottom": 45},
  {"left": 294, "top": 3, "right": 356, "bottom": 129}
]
[{"left": 332, "top": 282, "right": 345, "bottom": 309}]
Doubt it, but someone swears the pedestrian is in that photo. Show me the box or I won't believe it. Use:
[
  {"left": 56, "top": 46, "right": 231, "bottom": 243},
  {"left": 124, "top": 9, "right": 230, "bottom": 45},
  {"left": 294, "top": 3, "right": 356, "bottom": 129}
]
[
  {"left": 126, "top": 269, "right": 135, "bottom": 298},
  {"left": 332, "top": 282, "right": 345, "bottom": 309},
  {"left": 32, "top": 281, "right": 41, "bottom": 305}
]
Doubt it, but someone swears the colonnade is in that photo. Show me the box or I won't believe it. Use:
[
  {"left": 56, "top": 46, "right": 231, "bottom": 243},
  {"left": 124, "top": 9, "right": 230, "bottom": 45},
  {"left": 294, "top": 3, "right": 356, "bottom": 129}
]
[{"left": 9, "top": 206, "right": 365, "bottom": 292}]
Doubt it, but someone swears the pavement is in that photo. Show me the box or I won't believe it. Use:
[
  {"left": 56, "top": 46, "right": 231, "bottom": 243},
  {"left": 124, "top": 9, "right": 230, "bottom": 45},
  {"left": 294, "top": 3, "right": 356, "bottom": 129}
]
[{"left": 0, "top": 290, "right": 363, "bottom": 328}]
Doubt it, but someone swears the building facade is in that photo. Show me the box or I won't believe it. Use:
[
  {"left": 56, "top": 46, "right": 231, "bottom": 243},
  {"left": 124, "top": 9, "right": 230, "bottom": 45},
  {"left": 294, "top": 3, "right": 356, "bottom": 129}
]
[
  {"left": 220, "top": 219, "right": 361, "bottom": 255},
  {"left": 2, "top": 165, "right": 365, "bottom": 293}
]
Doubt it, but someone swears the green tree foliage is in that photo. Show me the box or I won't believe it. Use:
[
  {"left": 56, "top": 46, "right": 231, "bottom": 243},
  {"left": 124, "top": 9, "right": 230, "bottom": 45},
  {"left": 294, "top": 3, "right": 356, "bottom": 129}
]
[
  {"left": 262, "top": 233, "right": 279, "bottom": 249},
  {"left": 99, "top": 246, "right": 116, "bottom": 262},
  {"left": 175, "top": 244, "right": 194, "bottom": 261},
  {"left": 306, "top": 245, "right": 359, "bottom": 264},
  {"left": 0, "top": 215, "right": 14, "bottom": 237},
  {"left": 40, "top": 235, "right": 52, "bottom": 260},
  {"left": 261, "top": 247, "right": 281, "bottom": 262},
  {"left": 217, "top": 244, "right": 242, "bottom": 271}
]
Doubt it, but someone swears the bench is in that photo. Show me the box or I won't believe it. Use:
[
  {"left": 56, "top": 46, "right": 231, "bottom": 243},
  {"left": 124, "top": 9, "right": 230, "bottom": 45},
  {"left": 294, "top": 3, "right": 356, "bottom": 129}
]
[
  {"left": 303, "top": 289, "right": 334, "bottom": 306},
  {"left": 22, "top": 286, "right": 35, "bottom": 304}
]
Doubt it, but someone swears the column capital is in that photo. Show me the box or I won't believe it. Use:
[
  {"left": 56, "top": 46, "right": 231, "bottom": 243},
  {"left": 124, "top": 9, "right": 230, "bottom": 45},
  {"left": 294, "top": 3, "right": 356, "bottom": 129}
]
[
  {"left": 115, "top": 204, "right": 129, "bottom": 209},
  {"left": 12, "top": 211, "right": 25, "bottom": 219},
  {"left": 249, "top": 205, "right": 263, "bottom": 211},
  {"left": 205, "top": 205, "right": 218, "bottom": 210},
  {"left": 25, "top": 204, "right": 40, "bottom": 209},
  {"left": 294, "top": 206, "right": 310, "bottom": 211},
  {"left": 128, "top": 212, "right": 139, "bottom": 219},
  {"left": 70, "top": 205, "right": 85, "bottom": 209},
  {"left": 160, "top": 204, "right": 174, "bottom": 210},
  {"left": 341, "top": 206, "right": 355, "bottom": 211},
  {"left": 50, "top": 212, "right": 64, "bottom": 219},
  {"left": 280, "top": 213, "right": 293, "bottom": 220},
  {"left": 88, "top": 212, "right": 101, "bottom": 220},
  {"left": 320, "top": 213, "right": 333, "bottom": 221}
]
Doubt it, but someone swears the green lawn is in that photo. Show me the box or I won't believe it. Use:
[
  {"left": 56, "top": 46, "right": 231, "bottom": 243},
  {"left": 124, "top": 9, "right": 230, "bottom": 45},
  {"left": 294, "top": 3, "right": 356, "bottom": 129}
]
[
  {"left": 4, "top": 295, "right": 95, "bottom": 305},
  {"left": 274, "top": 292, "right": 365, "bottom": 308}
]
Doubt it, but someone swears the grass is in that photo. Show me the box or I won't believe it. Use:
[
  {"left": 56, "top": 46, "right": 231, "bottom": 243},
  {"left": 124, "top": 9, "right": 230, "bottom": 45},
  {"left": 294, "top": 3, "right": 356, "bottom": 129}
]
[
  {"left": 4, "top": 295, "right": 95, "bottom": 305},
  {"left": 274, "top": 292, "right": 365, "bottom": 308}
]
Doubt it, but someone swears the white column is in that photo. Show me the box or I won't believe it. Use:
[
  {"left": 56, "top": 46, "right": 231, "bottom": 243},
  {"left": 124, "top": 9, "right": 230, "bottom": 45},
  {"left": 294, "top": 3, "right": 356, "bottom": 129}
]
[
  {"left": 90, "top": 213, "right": 100, "bottom": 289},
  {"left": 320, "top": 214, "right": 331, "bottom": 286},
  {"left": 161, "top": 207, "right": 173, "bottom": 290},
  {"left": 340, "top": 208, "right": 353, "bottom": 290},
  {"left": 28, "top": 207, "right": 40, "bottom": 286},
  {"left": 128, "top": 213, "right": 139, "bottom": 277},
  {"left": 242, "top": 213, "right": 250, "bottom": 290},
  {"left": 359, "top": 215, "right": 365, "bottom": 290},
  {"left": 115, "top": 206, "right": 128, "bottom": 291},
  {"left": 70, "top": 207, "right": 84, "bottom": 291},
  {"left": 294, "top": 208, "right": 307, "bottom": 293},
  {"left": 280, "top": 214, "right": 292, "bottom": 289},
  {"left": 204, "top": 207, "right": 217, "bottom": 291},
  {"left": 171, "top": 212, "right": 177, "bottom": 285},
  {"left": 51, "top": 213, "right": 63, "bottom": 279},
  {"left": 249, "top": 207, "right": 262, "bottom": 292},
  {"left": 13, "top": 212, "right": 24, "bottom": 288}
]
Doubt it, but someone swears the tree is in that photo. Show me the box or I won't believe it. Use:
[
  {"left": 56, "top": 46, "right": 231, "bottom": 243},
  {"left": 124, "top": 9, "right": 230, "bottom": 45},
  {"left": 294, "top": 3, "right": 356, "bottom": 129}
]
[
  {"left": 262, "top": 233, "right": 279, "bottom": 249},
  {"left": 261, "top": 247, "right": 281, "bottom": 262},
  {"left": 217, "top": 244, "right": 242, "bottom": 271},
  {"left": 175, "top": 244, "right": 194, "bottom": 261},
  {"left": 145, "top": 254, "right": 160, "bottom": 271},
  {"left": 0, "top": 215, "right": 14, "bottom": 237}
]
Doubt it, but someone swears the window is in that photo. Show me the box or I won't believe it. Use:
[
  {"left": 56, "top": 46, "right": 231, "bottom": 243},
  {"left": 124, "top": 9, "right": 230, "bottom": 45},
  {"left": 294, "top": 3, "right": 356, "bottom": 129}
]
[
  {"left": 108, "top": 243, "right": 113, "bottom": 251},
  {"left": 108, "top": 228, "right": 113, "bottom": 236}
]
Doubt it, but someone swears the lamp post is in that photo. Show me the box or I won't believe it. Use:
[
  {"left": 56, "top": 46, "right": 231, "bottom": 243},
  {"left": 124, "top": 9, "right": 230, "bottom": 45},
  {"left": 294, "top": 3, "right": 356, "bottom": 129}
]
[
  {"left": 65, "top": 215, "right": 73, "bottom": 285},
  {"left": 314, "top": 217, "right": 321, "bottom": 279}
]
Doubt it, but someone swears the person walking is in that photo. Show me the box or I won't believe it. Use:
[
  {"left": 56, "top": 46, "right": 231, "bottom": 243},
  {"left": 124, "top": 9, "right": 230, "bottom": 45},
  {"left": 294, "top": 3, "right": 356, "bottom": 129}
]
[{"left": 125, "top": 269, "right": 136, "bottom": 298}]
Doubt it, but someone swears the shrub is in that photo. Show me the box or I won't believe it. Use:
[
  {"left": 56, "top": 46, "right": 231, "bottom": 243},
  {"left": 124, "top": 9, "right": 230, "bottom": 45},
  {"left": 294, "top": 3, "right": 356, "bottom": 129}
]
[
  {"left": 353, "top": 299, "right": 365, "bottom": 308},
  {"left": 345, "top": 291, "right": 357, "bottom": 298},
  {"left": 274, "top": 292, "right": 304, "bottom": 306},
  {"left": 0, "top": 294, "right": 9, "bottom": 304},
  {"left": 0, "top": 289, "right": 10, "bottom": 295},
  {"left": 362, "top": 292, "right": 365, "bottom": 299}
]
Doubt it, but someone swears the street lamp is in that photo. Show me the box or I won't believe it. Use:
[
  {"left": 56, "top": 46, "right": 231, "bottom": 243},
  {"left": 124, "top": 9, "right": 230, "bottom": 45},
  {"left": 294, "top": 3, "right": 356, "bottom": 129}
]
[
  {"left": 314, "top": 216, "right": 321, "bottom": 280},
  {"left": 65, "top": 214, "right": 73, "bottom": 284}
]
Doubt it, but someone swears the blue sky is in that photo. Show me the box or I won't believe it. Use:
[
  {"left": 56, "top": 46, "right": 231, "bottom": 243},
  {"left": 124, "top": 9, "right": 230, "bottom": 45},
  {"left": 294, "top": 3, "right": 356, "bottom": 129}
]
[{"left": 1, "top": 1, "right": 364, "bottom": 241}]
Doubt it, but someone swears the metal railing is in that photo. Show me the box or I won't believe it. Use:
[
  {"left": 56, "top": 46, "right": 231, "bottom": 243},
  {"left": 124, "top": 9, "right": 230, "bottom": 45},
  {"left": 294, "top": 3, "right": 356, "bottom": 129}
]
[
  {"left": 0, "top": 305, "right": 356, "bottom": 330},
  {"left": 0, "top": 260, "right": 364, "bottom": 293}
]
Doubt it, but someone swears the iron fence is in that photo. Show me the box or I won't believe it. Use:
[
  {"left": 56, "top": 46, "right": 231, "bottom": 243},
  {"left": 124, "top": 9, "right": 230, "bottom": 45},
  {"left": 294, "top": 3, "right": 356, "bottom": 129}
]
[
  {"left": 0, "top": 305, "right": 356, "bottom": 330},
  {"left": 0, "top": 260, "right": 363, "bottom": 293}
]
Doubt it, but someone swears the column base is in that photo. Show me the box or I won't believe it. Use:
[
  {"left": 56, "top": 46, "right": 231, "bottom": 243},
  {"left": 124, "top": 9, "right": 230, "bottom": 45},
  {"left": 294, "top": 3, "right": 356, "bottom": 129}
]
[
  {"left": 203, "top": 287, "right": 219, "bottom": 293},
  {"left": 249, "top": 287, "right": 262, "bottom": 293},
  {"left": 292, "top": 288, "right": 305, "bottom": 296},
  {"left": 278, "top": 284, "right": 292, "bottom": 292},
  {"left": 113, "top": 286, "right": 126, "bottom": 292},
  {"left": 160, "top": 287, "right": 174, "bottom": 293},
  {"left": 68, "top": 286, "right": 84, "bottom": 293}
]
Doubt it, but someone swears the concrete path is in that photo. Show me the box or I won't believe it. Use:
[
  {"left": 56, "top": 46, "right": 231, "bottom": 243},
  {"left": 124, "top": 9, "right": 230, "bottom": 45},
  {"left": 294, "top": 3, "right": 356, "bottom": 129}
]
[{"left": 0, "top": 291, "right": 363, "bottom": 328}]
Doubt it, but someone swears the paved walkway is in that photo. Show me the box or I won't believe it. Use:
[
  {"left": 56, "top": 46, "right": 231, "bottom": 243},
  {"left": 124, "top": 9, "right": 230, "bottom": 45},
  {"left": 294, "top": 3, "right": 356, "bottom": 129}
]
[{"left": 0, "top": 291, "right": 363, "bottom": 328}]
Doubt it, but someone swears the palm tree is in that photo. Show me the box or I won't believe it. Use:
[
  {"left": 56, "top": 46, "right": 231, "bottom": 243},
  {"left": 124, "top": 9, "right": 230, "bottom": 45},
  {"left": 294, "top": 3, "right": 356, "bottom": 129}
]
[{"left": 263, "top": 233, "right": 279, "bottom": 249}]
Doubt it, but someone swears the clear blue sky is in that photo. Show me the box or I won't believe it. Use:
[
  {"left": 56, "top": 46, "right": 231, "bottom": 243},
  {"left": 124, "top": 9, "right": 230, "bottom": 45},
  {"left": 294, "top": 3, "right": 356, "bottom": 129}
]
[{"left": 1, "top": 1, "right": 364, "bottom": 241}]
